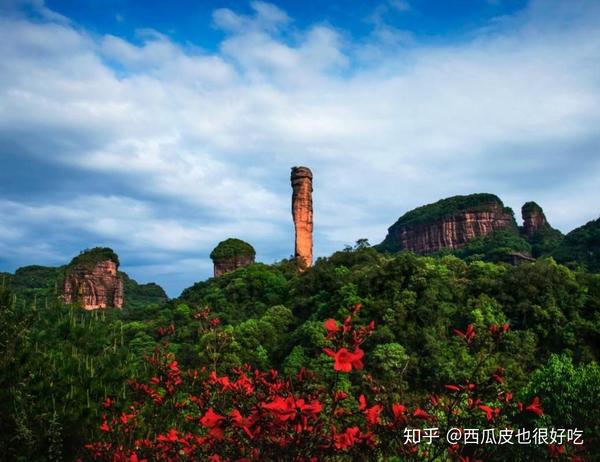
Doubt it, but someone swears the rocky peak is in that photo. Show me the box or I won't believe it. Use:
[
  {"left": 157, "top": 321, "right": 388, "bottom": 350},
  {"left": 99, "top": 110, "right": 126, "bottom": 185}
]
[
  {"left": 521, "top": 201, "right": 549, "bottom": 238},
  {"left": 378, "top": 193, "right": 517, "bottom": 254},
  {"left": 62, "top": 247, "right": 124, "bottom": 309},
  {"left": 291, "top": 166, "right": 313, "bottom": 269},
  {"left": 210, "top": 238, "right": 256, "bottom": 277}
]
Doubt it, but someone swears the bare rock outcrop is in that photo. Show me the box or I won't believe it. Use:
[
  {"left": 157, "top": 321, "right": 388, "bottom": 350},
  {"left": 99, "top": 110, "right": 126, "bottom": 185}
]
[
  {"left": 521, "top": 202, "right": 549, "bottom": 238},
  {"left": 378, "top": 194, "right": 517, "bottom": 254},
  {"left": 62, "top": 248, "right": 124, "bottom": 309},
  {"left": 210, "top": 238, "right": 256, "bottom": 277},
  {"left": 291, "top": 166, "right": 313, "bottom": 269}
]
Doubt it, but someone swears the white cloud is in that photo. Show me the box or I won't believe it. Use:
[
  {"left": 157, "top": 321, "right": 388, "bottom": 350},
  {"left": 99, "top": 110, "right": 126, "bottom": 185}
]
[
  {"left": 1, "top": 0, "right": 600, "bottom": 294},
  {"left": 213, "top": 1, "right": 290, "bottom": 33}
]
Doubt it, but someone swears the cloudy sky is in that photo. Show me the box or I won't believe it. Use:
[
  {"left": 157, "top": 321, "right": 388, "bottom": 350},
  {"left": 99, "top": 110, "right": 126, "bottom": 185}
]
[{"left": 1, "top": 0, "right": 599, "bottom": 296}]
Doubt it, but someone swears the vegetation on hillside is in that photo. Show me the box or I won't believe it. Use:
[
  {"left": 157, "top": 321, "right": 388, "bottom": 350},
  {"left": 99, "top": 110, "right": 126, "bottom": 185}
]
[
  {"left": 68, "top": 247, "right": 120, "bottom": 269},
  {"left": 210, "top": 238, "right": 256, "bottom": 261},
  {"left": 385, "top": 193, "right": 514, "bottom": 227},
  {"left": 552, "top": 217, "right": 600, "bottom": 272},
  {"left": 3, "top": 243, "right": 598, "bottom": 460},
  {"left": 121, "top": 272, "right": 169, "bottom": 311},
  {"left": 448, "top": 230, "right": 532, "bottom": 262}
]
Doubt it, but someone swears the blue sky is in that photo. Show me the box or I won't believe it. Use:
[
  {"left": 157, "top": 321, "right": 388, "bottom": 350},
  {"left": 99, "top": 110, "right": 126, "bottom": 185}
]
[{"left": 1, "top": 0, "right": 599, "bottom": 296}]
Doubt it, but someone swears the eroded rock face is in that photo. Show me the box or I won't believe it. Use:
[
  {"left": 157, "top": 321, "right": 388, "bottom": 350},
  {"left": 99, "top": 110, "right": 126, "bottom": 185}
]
[
  {"left": 379, "top": 194, "right": 517, "bottom": 254},
  {"left": 291, "top": 166, "right": 313, "bottom": 269},
  {"left": 213, "top": 255, "right": 255, "bottom": 277},
  {"left": 522, "top": 202, "right": 548, "bottom": 238},
  {"left": 63, "top": 260, "right": 124, "bottom": 310},
  {"left": 393, "top": 208, "right": 515, "bottom": 253}
]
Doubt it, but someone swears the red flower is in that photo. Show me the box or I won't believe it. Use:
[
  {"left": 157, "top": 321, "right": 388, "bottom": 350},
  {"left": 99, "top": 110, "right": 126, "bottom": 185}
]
[
  {"left": 262, "top": 396, "right": 296, "bottom": 421},
  {"left": 490, "top": 322, "right": 510, "bottom": 338},
  {"left": 334, "top": 391, "right": 348, "bottom": 401},
  {"left": 99, "top": 422, "right": 111, "bottom": 432},
  {"left": 323, "top": 347, "right": 364, "bottom": 373},
  {"left": 454, "top": 324, "right": 476, "bottom": 344},
  {"left": 333, "top": 426, "right": 360, "bottom": 450},
  {"left": 209, "top": 371, "right": 231, "bottom": 390},
  {"left": 392, "top": 403, "right": 406, "bottom": 421},
  {"left": 365, "top": 404, "right": 383, "bottom": 425},
  {"left": 445, "top": 384, "right": 461, "bottom": 392},
  {"left": 296, "top": 398, "right": 323, "bottom": 416},
  {"left": 324, "top": 319, "right": 339, "bottom": 333},
  {"left": 200, "top": 408, "right": 224, "bottom": 428},
  {"left": 119, "top": 413, "right": 134, "bottom": 425},
  {"left": 157, "top": 429, "right": 179, "bottom": 442},
  {"left": 413, "top": 408, "right": 432, "bottom": 420},
  {"left": 478, "top": 404, "right": 500, "bottom": 422},
  {"left": 358, "top": 394, "right": 367, "bottom": 411},
  {"left": 525, "top": 396, "right": 543, "bottom": 416}
]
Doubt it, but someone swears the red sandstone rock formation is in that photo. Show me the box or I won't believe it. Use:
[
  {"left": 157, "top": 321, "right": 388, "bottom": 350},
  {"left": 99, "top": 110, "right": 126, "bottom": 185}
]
[
  {"left": 63, "top": 260, "right": 124, "bottom": 309},
  {"left": 521, "top": 202, "right": 548, "bottom": 238},
  {"left": 394, "top": 207, "right": 515, "bottom": 254},
  {"left": 213, "top": 255, "right": 255, "bottom": 277},
  {"left": 291, "top": 166, "right": 313, "bottom": 269},
  {"left": 379, "top": 194, "right": 517, "bottom": 254},
  {"left": 210, "top": 238, "right": 256, "bottom": 277}
]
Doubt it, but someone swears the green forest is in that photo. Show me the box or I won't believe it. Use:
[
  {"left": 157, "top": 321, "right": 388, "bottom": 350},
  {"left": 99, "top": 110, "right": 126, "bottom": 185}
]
[{"left": 1, "top": 235, "right": 599, "bottom": 461}]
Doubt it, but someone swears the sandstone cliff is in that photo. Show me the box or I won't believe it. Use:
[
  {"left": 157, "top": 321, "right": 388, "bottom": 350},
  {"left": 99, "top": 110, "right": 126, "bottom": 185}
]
[
  {"left": 521, "top": 202, "right": 549, "bottom": 238},
  {"left": 210, "top": 238, "right": 256, "bottom": 277},
  {"left": 62, "top": 247, "right": 124, "bottom": 309},
  {"left": 291, "top": 166, "right": 313, "bottom": 269},
  {"left": 378, "top": 193, "right": 517, "bottom": 254}
]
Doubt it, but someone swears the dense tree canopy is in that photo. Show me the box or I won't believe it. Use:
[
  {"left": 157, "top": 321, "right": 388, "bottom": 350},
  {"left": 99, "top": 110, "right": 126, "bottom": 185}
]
[{"left": 1, "top": 245, "right": 599, "bottom": 460}]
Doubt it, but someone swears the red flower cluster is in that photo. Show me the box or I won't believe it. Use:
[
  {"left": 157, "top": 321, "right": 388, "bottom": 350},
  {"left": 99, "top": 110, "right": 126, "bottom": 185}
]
[
  {"left": 322, "top": 304, "right": 373, "bottom": 373},
  {"left": 83, "top": 308, "right": 574, "bottom": 462}
]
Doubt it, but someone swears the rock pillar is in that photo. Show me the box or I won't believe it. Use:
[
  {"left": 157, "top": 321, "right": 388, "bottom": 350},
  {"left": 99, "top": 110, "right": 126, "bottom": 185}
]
[{"left": 291, "top": 166, "right": 313, "bottom": 269}]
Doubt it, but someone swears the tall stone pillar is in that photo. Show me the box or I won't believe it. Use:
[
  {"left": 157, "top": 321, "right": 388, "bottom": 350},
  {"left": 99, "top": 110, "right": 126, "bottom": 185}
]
[{"left": 291, "top": 166, "right": 313, "bottom": 269}]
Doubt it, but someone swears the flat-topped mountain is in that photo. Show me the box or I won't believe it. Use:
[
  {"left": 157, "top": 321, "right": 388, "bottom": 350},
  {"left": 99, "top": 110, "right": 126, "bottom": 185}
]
[
  {"left": 375, "top": 193, "right": 600, "bottom": 271},
  {"left": 377, "top": 193, "right": 518, "bottom": 254}
]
